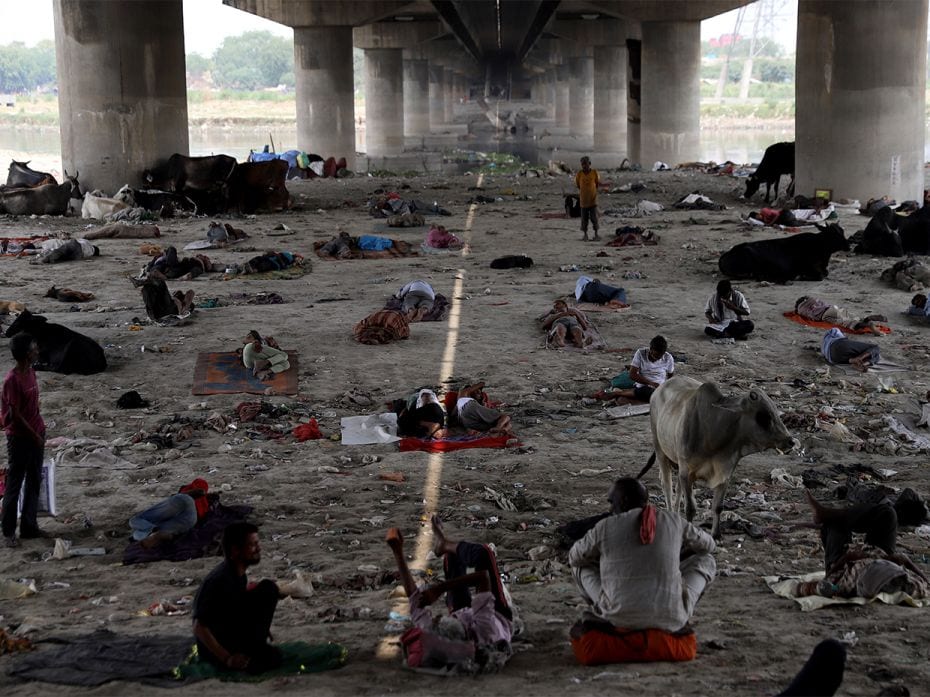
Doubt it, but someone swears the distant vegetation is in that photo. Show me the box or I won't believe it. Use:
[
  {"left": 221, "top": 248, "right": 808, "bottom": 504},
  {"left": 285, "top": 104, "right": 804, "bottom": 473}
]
[{"left": 0, "top": 40, "right": 56, "bottom": 92}]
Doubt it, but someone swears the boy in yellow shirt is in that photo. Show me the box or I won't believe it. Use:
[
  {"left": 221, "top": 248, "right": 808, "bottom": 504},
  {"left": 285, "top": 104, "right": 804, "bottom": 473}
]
[{"left": 574, "top": 156, "right": 600, "bottom": 241}]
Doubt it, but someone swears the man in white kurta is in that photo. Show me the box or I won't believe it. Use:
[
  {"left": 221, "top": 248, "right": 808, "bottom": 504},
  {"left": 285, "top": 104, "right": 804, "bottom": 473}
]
[{"left": 568, "top": 478, "right": 717, "bottom": 632}]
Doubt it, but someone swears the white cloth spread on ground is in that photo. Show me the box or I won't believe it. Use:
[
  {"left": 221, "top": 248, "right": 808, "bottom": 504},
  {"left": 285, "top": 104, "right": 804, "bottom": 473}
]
[{"left": 340, "top": 413, "right": 400, "bottom": 445}]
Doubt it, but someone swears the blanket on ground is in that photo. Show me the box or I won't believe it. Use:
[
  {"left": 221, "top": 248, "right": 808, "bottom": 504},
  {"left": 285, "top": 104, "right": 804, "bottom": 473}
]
[
  {"left": 84, "top": 223, "right": 160, "bottom": 239},
  {"left": 7, "top": 630, "right": 194, "bottom": 687},
  {"left": 174, "top": 642, "right": 347, "bottom": 682},
  {"left": 192, "top": 351, "right": 299, "bottom": 395},
  {"left": 384, "top": 293, "right": 450, "bottom": 321},
  {"left": 832, "top": 360, "right": 910, "bottom": 375},
  {"left": 783, "top": 311, "right": 891, "bottom": 335},
  {"left": 398, "top": 434, "right": 516, "bottom": 453},
  {"left": 353, "top": 310, "right": 410, "bottom": 344},
  {"left": 123, "top": 498, "right": 252, "bottom": 565},
  {"left": 764, "top": 570, "right": 930, "bottom": 611}
]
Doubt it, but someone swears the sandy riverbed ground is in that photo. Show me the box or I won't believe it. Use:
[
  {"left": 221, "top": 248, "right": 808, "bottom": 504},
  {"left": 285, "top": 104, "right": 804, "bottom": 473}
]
[{"left": 0, "top": 167, "right": 928, "bottom": 696}]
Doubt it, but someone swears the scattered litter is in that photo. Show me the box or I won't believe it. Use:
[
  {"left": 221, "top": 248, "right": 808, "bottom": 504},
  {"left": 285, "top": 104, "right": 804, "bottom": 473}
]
[{"left": 770, "top": 468, "right": 803, "bottom": 489}]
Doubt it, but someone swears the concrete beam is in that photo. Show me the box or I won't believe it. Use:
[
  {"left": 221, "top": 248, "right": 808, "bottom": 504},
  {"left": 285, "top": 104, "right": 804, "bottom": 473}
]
[
  {"left": 223, "top": 0, "right": 418, "bottom": 27},
  {"left": 551, "top": 17, "right": 630, "bottom": 45},
  {"left": 575, "top": 0, "right": 748, "bottom": 22},
  {"left": 354, "top": 20, "right": 443, "bottom": 49}
]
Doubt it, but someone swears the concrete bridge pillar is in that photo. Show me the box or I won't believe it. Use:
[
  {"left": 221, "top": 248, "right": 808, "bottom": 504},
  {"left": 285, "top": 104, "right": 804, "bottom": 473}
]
[
  {"left": 428, "top": 63, "right": 445, "bottom": 128},
  {"left": 796, "top": 0, "right": 928, "bottom": 202},
  {"left": 568, "top": 54, "right": 594, "bottom": 142},
  {"left": 640, "top": 21, "right": 700, "bottom": 166},
  {"left": 53, "top": 0, "right": 189, "bottom": 193},
  {"left": 403, "top": 57, "right": 430, "bottom": 138},
  {"left": 294, "top": 26, "right": 355, "bottom": 167},
  {"left": 593, "top": 45, "right": 627, "bottom": 157},
  {"left": 364, "top": 48, "right": 404, "bottom": 156},
  {"left": 443, "top": 67, "right": 455, "bottom": 123},
  {"left": 555, "top": 64, "right": 571, "bottom": 128}
]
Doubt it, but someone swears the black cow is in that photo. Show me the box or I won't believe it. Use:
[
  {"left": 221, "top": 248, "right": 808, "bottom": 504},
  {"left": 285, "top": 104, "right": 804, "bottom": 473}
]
[
  {"left": 0, "top": 180, "right": 75, "bottom": 216},
  {"left": 6, "top": 160, "right": 57, "bottom": 188},
  {"left": 143, "top": 154, "right": 237, "bottom": 193},
  {"left": 4, "top": 310, "right": 106, "bottom": 375},
  {"left": 227, "top": 160, "right": 290, "bottom": 214},
  {"left": 127, "top": 188, "right": 197, "bottom": 216},
  {"left": 719, "top": 223, "right": 849, "bottom": 283},
  {"left": 898, "top": 205, "right": 930, "bottom": 255},
  {"left": 855, "top": 206, "right": 904, "bottom": 257},
  {"left": 744, "top": 142, "right": 795, "bottom": 204}
]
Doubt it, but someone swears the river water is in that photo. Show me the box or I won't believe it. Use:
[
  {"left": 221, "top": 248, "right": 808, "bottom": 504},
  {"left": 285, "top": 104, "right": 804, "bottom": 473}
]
[{"left": 0, "top": 122, "right": 890, "bottom": 178}]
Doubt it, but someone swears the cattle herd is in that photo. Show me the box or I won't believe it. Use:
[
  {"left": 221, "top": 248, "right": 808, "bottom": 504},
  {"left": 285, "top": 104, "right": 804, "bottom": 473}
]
[{"left": 0, "top": 154, "right": 291, "bottom": 217}]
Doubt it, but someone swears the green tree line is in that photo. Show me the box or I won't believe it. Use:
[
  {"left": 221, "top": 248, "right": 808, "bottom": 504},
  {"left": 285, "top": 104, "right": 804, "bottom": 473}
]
[
  {"left": 0, "top": 40, "right": 56, "bottom": 93},
  {"left": 0, "top": 31, "right": 295, "bottom": 93}
]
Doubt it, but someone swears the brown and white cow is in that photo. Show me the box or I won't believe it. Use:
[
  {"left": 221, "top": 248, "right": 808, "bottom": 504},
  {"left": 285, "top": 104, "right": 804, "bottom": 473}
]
[{"left": 637, "top": 376, "right": 796, "bottom": 538}]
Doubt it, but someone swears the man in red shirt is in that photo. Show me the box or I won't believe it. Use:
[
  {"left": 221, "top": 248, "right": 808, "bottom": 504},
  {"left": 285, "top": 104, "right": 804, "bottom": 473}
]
[{"left": 1, "top": 333, "right": 45, "bottom": 547}]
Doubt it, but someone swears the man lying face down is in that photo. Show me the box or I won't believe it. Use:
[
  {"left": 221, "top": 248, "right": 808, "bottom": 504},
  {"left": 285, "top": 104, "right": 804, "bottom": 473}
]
[{"left": 568, "top": 478, "right": 717, "bottom": 633}]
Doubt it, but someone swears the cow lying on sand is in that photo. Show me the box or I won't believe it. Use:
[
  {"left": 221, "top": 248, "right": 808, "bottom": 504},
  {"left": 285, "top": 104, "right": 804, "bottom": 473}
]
[
  {"left": 4, "top": 310, "right": 106, "bottom": 375},
  {"left": 718, "top": 223, "right": 849, "bottom": 283},
  {"left": 637, "top": 376, "right": 796, "bottom": 538}
]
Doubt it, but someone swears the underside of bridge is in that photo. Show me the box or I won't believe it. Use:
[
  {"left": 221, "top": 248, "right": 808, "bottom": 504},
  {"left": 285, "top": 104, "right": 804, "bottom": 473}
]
[{"left": 50, "top": 0, "right": 930, "bottom": 204}]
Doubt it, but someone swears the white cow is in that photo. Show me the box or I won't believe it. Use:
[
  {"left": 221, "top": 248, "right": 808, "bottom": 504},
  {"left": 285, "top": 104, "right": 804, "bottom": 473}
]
[
  {"left": 81, "top": 190, "right": 130, "bottom": 219},
  {"left": 638, "top": 376, "right": 797, "bottom": 538}
]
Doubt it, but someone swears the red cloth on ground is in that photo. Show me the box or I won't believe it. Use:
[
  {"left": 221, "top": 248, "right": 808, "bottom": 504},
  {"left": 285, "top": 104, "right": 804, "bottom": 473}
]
[
  {"left": 571, "top": 627, "right": 697, "bottom": 665},
  {"left": 293, "top": 419, "right": 323, "bottom": 441},
  {"left": 398, "top": 435, "right": 516, "bottom": 453},
  {"left": 783, "top": 311, "right": 892, "bottom": 335},
  {"left": 639, "top": 504, "right": 657, "bottom": 544}
]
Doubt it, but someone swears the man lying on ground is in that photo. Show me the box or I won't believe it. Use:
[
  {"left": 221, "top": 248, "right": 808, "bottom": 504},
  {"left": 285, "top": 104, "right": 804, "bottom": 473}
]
[
  {"left": 386, "top": 516, "right": 517, "bottom": 673},
  {"left": 575, "top": 275, "right": 628, "bottom": 308},
  {"left": 394, "top": 280, "right": 436, "bottom": 321},
  {"left": 146, "top": 246, "right": 224, "bottom": 280},
  {"left": 540, "top": 299, "right": 590, "bottom": 348},
  {"left": 131, "top": 271, "right": 194, "bottom": 321},
  {"left": 393, "top": 388, "right": 447, "bottom": 439},
  {"left": 242, "top": 330, "right": 290, "bottom": 380},
  {"left": 129, "top": 478, "right": 209, "bottom": 548},
  {"left": 318, "top": 232, "right": 353, "bottom": 259},
  {"left": 192, "top": 522, "right": 282, "bottom": 674},
  {"left": 228, "top": 251, "right": 303, "bottom": 275},
  {"left": 821, "top": 328, "right": 881, "bottom": 372},
  {"left": 704, "top": 280, "right": 753, "bottom": 340},
  {"left": 796, "top": 295, "right": 886, "bottom": 335},
  {"left": 797, "top": 491, "right": 929, "bottom": 599},
  {"left": 454, "top": 382, "right": 512, "bottom": 436},
  {"left": 569, "top": 478, "right": 716, "bottom": 633},
  {"left": 22, "top": 238, "right": 99, "bottom": 264}
]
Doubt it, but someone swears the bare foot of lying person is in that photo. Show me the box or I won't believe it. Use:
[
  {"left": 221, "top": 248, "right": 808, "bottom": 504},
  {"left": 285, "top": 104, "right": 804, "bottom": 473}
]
[
  {"left": 606, "top": 299, "right": 630, "bottom": 309},
  {"left": 258, "top": 370, "right": 275, "bottom": 381}
]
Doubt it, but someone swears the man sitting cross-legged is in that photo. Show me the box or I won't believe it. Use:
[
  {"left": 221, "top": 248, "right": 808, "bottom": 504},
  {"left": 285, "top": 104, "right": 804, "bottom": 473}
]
[
  {"left": 569, "top": 478, "right": 716, "bottom": 634},
  {"left": 386, "top": 516, "right": 517, "bottom": 673},
  {"left": 192, "top": 522, "right": 282, "bottom": 674}
]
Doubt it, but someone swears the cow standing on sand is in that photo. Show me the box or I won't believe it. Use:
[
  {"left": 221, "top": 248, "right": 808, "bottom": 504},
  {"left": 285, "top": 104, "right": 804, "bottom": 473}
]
[
  {"left": 743, "top": 141, "right": 795, "bottom": 204},
  {"left": 638, "top": 376, "right": 796, "bottom": 538}
]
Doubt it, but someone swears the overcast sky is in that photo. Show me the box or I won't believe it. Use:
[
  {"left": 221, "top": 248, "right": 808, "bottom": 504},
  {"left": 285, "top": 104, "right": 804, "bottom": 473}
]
[{"left": 0, "top": 0, "right": 798, "bottom": 55}]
